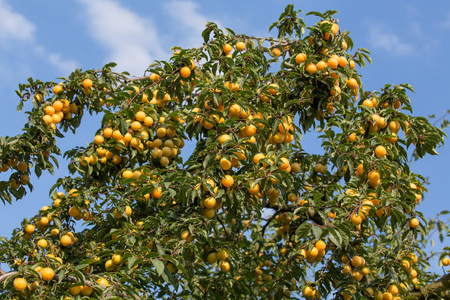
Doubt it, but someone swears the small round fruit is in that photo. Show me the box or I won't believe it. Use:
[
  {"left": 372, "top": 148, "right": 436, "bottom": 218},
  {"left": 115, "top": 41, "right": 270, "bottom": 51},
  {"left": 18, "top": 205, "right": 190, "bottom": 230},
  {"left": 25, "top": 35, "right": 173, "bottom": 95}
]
[
  {"left": 112, "top": 254, "right": 122, "bottom": 265},
  {"left": 180, "top": 66, "right": 191, "bottom": 78},
  {"left": 97, "top": 278, "right": 109, "bottom": 286},
  {"left": 216, "top": 250, "right": 228, "bottom": 261},
  {"left": 41, "top": 267, "right": 55, "bottom": 281},
  {"left": 204, "top": 197, "right": 217, "bottom": 209},
  {"left": 295, "top": 53, "right": 307, "bottom": 64},
  {"left": 347, "top": 78, "right": 359, "bottom": 90},
  {"left": 221, "top": 175, "right": 234, "bottom": 188},
  {"left": 220, "top": 261, "right": 230, "bottom": 272},
  {"left": 25, "top": 224, "right": 35, "bottom": 234},
  {"left": 69, "top": 286, "right": 81, "bottom": 296},
  {"left": 203, "top": 208, "right": 215, "bottom": 219},
  {"left": 223, "top": 44, "right": 232, "bottom": 54},
  {"left": 13, "top": 278, "right": 27, "bottom": 292},
  {"left": 82, "top": 79, "right": 93, "bottom": 89},
  {"left": 81, "top": 285, "right": 93, "bottom": 296},
  {"left": 305, "top": 63, "right": 318, "bottom": 74},
  {"left": 315, "top": 240, "right": 326, "bottom": 251},
  {"left": 235, "top": 41, "right": 246, "bottom": 51},
  {"left": 410, "top": 218, "right": 419, "bottom": 229},
  {"left": 375, "top": 145, "right": 387, "bottom": 158},
  {"left": 207, "top": 252, "right": 217, "bottom": 264}
]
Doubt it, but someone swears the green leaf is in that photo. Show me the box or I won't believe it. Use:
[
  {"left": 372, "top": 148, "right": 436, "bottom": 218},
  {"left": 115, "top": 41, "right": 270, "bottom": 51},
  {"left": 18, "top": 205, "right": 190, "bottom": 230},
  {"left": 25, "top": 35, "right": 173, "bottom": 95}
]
[
  {"left": 311, "top": 224, "right": 323, "bottom": 240},
  {"left": 119, "top": 119, "right": 128, "bottom": 135},
  {"left": 295, "top": 222, "right": 311, "bottom": 242},
  {"left": 151, "top": 259, "right": 165, "bottom": 276},
  {"left": 328, "top": 227, "right": 343, "bottom": 248}
]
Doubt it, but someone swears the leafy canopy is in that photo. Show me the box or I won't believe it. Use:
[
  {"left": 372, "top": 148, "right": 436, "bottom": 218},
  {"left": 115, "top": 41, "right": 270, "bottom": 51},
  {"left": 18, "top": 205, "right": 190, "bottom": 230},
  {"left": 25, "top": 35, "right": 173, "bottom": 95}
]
[{"left": 0, "top": 4, "right": 447, "bottom": 300}]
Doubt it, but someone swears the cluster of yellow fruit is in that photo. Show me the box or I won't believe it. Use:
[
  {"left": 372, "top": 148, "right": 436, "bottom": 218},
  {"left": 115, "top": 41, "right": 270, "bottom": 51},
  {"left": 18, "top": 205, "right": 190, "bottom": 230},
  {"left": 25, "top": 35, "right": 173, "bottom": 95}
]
[
  {"left": 340, "top": 252, "right": 419, "bottom": 299},
  {"left": 302, "top": 285, "right": 320, "bottom": 299},
  {"left": 196, "top": 178, "right": 221, "bottom": 219},
  {"left": 222, "top": 41, "right": 246, "bottom": 58},
  {"left": 79, "top": 108, "right": 184, "bottom": 169},
  {"left": 205, "top": 249, "right": 231, "bottom": 272},
  {"left": 105, "top": 253, "right": 123, "bottom": 271},
  {"left": 23, "top": 205, "right": 55, "bottom": 240},
  {"left": 0, "top": 158, "right": 30, "bottom": 189},
  {"left": 301, "top": 240, "right": 328, "bottom": 265},
  {"left": 42, "top": 86, "right": 79, "bottom": 131}
]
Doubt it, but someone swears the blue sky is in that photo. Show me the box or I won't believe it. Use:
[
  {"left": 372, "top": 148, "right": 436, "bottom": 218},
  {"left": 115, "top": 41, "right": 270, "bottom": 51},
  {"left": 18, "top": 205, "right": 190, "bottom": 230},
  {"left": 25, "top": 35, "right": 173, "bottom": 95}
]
[{"left": 0, "top": 0, "right": 449, "bottom": 275}]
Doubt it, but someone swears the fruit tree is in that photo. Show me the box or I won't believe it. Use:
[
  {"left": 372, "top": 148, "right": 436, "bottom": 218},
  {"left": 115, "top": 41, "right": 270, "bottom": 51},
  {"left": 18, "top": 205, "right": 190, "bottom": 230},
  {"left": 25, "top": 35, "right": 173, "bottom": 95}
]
[{"left": 0, "top": 4, "right": 449, "bottom": 300}]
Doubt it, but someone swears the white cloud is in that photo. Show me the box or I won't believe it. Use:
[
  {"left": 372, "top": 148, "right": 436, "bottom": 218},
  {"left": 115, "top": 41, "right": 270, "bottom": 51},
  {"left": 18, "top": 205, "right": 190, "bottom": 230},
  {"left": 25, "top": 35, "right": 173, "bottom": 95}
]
[
  {"left": 78, "top": 0, "right": 166, "bottom": 76},
  {"left": 367, "top": 26, "right": 413, "bottom": 56},
  {"left": 0, "top": 0, "right": 35, "bottom": 44},
  {"left": 47, "top": 53, "right": 78, "bottom": 75},
  {"left": 0, "top": 0, "right": 78, "bottom": 75},
  {"left": 163, "top": 1, "right": 214, "bottom": 47}
]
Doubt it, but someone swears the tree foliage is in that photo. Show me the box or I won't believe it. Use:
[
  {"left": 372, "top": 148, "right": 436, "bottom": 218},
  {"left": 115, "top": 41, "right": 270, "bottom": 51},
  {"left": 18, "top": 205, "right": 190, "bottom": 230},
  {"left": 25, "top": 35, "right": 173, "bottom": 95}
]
[{"left": 0, "top": 4, "right": 448, "bottom": 300}]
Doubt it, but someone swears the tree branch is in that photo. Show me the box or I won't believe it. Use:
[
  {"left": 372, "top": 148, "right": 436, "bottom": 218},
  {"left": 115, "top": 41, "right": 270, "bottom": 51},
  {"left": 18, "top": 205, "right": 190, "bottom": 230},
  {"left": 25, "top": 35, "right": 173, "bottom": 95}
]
[{"left": 405, "top": 273, "right": 450, "bottom": 299}]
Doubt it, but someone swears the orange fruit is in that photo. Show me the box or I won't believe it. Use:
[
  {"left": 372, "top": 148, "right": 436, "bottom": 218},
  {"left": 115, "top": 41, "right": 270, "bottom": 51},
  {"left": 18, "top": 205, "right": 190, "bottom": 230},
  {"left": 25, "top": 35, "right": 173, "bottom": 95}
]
[
  {"left": 235, "top": 41, "right": 246, "bottom": 51},
  {"left": 220, "top": 158, "right": 232, "bottom": 170},
  {"left": 368, "top": 170, "right": 381, "bottom": 187},
  {"left": 375, "top": 145, "right": 387, "bottom": 158},
  {"left": 53, "top": 85, "right": 63, "bottom": 95},
  {"left": 81, "top": 285, "right": 93, "bottom": 296},
  {"left": 97, "top": 278, "right": 109, "bottom": 286},
  {"left": 351, "top": 256, "right": 365, "bottom": 267},
  {"left": 52, "top": 100, "right": 63, "bottom": 112},
  {"left": 350, "top": 213, "right": 362, "bottom": 226},
  {"left": 217, "top": 250, "right": 228, "bottom": 261},
  {"left": 82, "top": 79, "right": 93, "bottom": 89},
  {"left": 389, "top": 120, "right": 400, "bottom": 133},
  {"left": 25, "top": 224, "right": 35, "bottom": 234},
  {"left": 327, "top": 57, "right": 339, "bottom": 69},
  {"left": 305, "top": 63, "right": 318, "bottom": 74},
  {"left": 346, "top": 78, "right": 358, "bottom": 90},
  {"left": 362, "top": 99, "right": 373, "bottom": 108},
  {"left": 41, "top": 267, "right": 54, "bottom": 281},
  {"left": 69, "top": 286, "right": 81, "bottom": 296},
  {"left": 338, "top": 56, "right": 348, "bottom": 67},
  {"left": 131, "top": 121, "right": 141, "bottom": 131},
  {"left": 302, "top": 286, "right": 312, "bottom": 296},
  {"left": 271, "top": 48, "right": 281, "bottom": 57},
  {"left": 220, "top": 261, "right": 230, "bottom": 272},
  {"left": 204, "top": 197, "right": 216, "bottom": 209},
  {"left": 223, "top": 44, "right": 232, "bottom": 54},
  {"left": 152, "top": 187, "right": 162, "bottom": 198},
  {"left": 221, "top": 175, "right": 234, "bottom": 188},
  {"left": 295, "top": 53, "right": 307, "bottom": 64},
  {"left": 409, "top": 218, "right": 419, "bottom": 229},
  {"left": 45, "top": 106, "right": 56, "bottom": 116},
  {"left": 150, "top": 73, "right": 160, "bottom": 82},
  {"left": 14, "top": 277, "right": 27, "bottom": 291},
  {"left": 219, "top": 134, "right": 231, "bottom": 145},
  {"left": 253, "top": 153, "right": 265, "bottom": 164},
  {"left": 61, "top": 235, "right": 72, "bottom": 246},
  {"left": 315, "top": 240, "right": 326, "bottom": 251},
  {"left": 37, "top": 239, "right": 48, "bottom": 248},
  {"left": 94, "top": 135, "right": 104, "bottom": 145},
  {"left": 388, "top": 285, "right": 399, "bottom": 296},
  {"left": 248, "top": 182, "right": 260, "bottom": 195},
  {"left": 180, "top": 66, "right": 191, "bottom": 78}
]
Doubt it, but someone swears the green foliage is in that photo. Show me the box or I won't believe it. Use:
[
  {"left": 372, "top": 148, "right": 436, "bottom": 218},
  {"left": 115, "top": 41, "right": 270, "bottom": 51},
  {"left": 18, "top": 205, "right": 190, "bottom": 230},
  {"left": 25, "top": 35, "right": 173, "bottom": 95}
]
[{"left": 0, "top": 5, "right": 448, "bottom": 300}]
